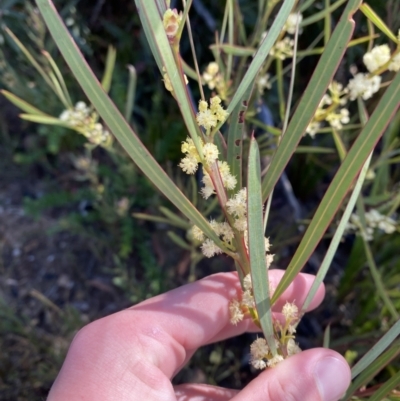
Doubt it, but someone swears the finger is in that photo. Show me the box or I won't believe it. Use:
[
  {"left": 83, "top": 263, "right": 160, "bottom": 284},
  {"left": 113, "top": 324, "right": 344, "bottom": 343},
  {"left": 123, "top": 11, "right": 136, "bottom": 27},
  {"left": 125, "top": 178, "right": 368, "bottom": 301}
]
[
  {"left": 48, "top": 271, "right": 324, "bottom": 401},
  {"left": 130, "top": 270, "right": 324, "bottom": 365},
  {"left": 231, "top": 348, "right": 351, "bottom": 401},
  {"left": 174, "top": 383, "right": 238, "bottom": 401}
]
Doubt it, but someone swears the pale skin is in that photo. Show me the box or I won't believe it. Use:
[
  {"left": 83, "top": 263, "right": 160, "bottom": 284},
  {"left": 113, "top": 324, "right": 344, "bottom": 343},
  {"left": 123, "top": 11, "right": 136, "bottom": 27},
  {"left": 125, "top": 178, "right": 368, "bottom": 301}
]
[{"left": 47, "top": 270, "right": 351, "bottom": 401}]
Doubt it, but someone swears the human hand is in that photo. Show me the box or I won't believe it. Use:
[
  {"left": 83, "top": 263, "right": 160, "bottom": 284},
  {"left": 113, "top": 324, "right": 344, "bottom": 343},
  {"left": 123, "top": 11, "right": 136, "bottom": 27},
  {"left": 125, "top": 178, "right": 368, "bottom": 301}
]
[{"left": 47, "top": 271, "right": 351, "bottom": 401}]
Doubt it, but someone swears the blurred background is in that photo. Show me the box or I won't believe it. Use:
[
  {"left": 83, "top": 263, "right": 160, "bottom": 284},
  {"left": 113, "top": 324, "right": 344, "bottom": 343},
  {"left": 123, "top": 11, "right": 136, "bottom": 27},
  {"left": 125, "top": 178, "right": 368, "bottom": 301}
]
[{"left": 0, "top": 1, "right": 399, "bottom": 400}]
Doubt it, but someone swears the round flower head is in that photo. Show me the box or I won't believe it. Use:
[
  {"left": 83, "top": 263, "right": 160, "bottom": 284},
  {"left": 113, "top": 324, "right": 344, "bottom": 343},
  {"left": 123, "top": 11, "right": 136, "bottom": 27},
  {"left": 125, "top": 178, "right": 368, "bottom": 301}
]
[
  {"left": 347, "top": 73, "right": 381, "bottom": 100},
  {"left": 287, "top": 338, "right": 301, "bottom": 356},
  {"left": 250, "top": 337, "right": 270, "bottom": 360},
  {"left": 242, "top": 290, "right": 255, "bottom": 308},
  {"left": 229, "top": 298, "right": 244, "bottom": 325},
  {"left": 243, "top": 274, "right": 252, "bottom": 291},
  {"left": 285, "top": 13, "right": 303, "bottom": 35},
  {"left": 196, "top": 108, "right": 218, "bottom": 130},
  {"left": 363, "top": 44, "right": 391, "bottom": 73},
  {"left": 389, "top": 52, "right": 400, "bottom": 72},
  {"left": 251, "top": 358, "right": 267, "bottom": 370},
  {"left": 282, "top": 302, "right": 299, "bottom": 321},
  {"left": 267, "top": 354, "right": 284, "bottom": 367},
  {"left": 196, "top": 97, "right": 228, "bottom": 130},
  {"left": 190, "top": 225, "right": 205, "bottom": 242},
  {"left": 202, "top": 143, "right": 219, "bottom": 165},
  {"left": 179, "top": 155, "right": 198, "bottom": 174},
  {"left": 201, "top": 238, "right": 222, "bottom": 258}
]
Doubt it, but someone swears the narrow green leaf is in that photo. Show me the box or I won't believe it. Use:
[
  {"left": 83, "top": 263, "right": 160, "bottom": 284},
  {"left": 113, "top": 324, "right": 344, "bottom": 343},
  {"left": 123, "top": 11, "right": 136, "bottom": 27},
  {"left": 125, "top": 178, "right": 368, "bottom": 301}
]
[
  {"left": 20, "top": 114, "right": 71, "bottom": 127},
  {"left": 225, "top": 0, "right": 296, "bottom": 116},
  {"left": 332, "top": 129, "right": 347, "bottom": 161},
  {"left": 359, "top": 3, "right": 399, "bottom": 43},
  {"left": 136, "top": 4, "right": 163, "bottom": 72},
  {"left": 297, "top": 33, "right": 380, "bottom": 57},
  {"left": 301, "top": 98, "right": 370, "bottom": 314},
  {"left": 299, "top": 0, "right": 317, "bottom": 12},
  {"left": 271, "top": 71, "right": 400, "bottom": 305},
  {"left": 371, "top": 107, "right": 400, "bottom": 195},
  {"left": 1, "top": 90, "right": 49, "bottom": 116},
  {"left": 35, "top": 0, "right": 225, "bottom": 250},
  {"left": 132, "top": 213, "right": 179, "bottom": 227},
  {"left": 367, "top": 370, "right": 400, "bottom": 401},
  {"left": 248, "top": 137, "right": 276, "bottom": 355},
  {"left": 42, "top": 50, "right": 73, "bottom": 107},
  {"left": 135, "top": 0, "right": 203, "bottom": 155},
  {"left": 209, "top": 43, "right": 255, "bottom": 57},
  {"left": 247, "top": 118, "right": 282, "bottom": 135},
  {"left": 343, "top": 341, "right": 400, "bottom": 399},
  {"left": 358, "top": 206, "right": 399, "bottom": 320},
  {"left": 301, "top": 151, "right": 372, "bottom": 314},
  {"left": 181, "top": 58, "right": 201, "bottom": 81},
  {"left": 4, "top": 27, "right": 58, "bottom": 98},
  {"left": 159, "top": 206, "right": 190, "bottom": 229},
  {"left": 227, "top": 84, "right": 254, "bottom": 194},
  {"left": 262, "top": 0, "right": 362, "bottom": 203},
  {"left": 155, "top": 0, "right": 166, "bottom": 14},
  {"left": 101, "top": 46, "right": 116, "bottom": 93},
  {"left": 324, "top": 0, "right": 332, "bottom": 45},
  {"left": 124, "top": 65, "right": 137, "bottom": 121},
  {"left": 323, "top": 325, "right": 330, "bottom": 348},
  {"left": 301, "top": 0, "right": 348, "bottom": 27},
  {"left": 351, "top": 320, "right": 400, "bottom": 379},
  {"left": 167, "top": 231, "right": 192, "bottom": 251},
  {"left": 294, "top": 146, "right": 334, "bottom": 154},
  {"left": 47, "top": 69, "right": 70, "bottom": 108}
]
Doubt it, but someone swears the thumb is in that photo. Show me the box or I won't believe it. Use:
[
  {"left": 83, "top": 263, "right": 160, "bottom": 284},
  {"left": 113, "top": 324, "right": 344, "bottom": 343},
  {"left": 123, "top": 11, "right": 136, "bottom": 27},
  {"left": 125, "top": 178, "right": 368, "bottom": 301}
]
[{"left": 232, "top": 348, "right": 351, "bottom": 401}]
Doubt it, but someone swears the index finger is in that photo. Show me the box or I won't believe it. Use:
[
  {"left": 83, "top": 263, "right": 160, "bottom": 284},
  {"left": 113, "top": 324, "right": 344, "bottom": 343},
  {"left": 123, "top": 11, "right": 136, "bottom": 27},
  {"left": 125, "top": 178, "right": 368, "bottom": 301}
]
[{"left": 48, "top": 270, "right": 324, "bottom": 401}]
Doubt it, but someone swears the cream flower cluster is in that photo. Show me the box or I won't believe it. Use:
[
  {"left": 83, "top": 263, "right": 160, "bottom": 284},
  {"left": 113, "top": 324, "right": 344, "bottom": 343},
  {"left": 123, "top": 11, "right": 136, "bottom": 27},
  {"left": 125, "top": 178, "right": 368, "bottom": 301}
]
[
  {"left": 363, "top": 44, "right": 400, "bottom": 73},
  {"left": 59, "top": 102, "right": 111, "bottom": 147},
  {"left": 247, "top": 301, "right": 301, "bottom": 370},
  {"left": 256, "top": 73, "right": 272, "bottom": 95},
  {"left": 347, "top": 73, "right": 381, "bottom": 101},
  {"left": 250, "top": 337, "right": 301, "bottom": 369},
  {"left": 179, "top": 97, "right": 235, "bottom": 199},
  {"left": 229, "top": 269, "right": 273, "bottom": 325},
  {"left": 192, "top": 219, "right": 235, "bottom": 258},
  {"left": 196, "top": 96, "right": 229, "bottom": 130},
  {"left": 270, "top": 37, "right": 295, "bottom": 60},
  {"left": 347, "top": 42, "right": 400, "bottom": 101},
  {"left": 225, "top": 190, "right": 275, "bottom": 267},
  {"left": 201, "top": 162, "right": 237, "bottom": 199},
  {"left": 191, "top": 189, "right": 274, "bottom": 260},
  {"left": 179, "top": 102, "right": 235, "bottom": 221},
  {"left": 229, "top": 268, "right": 301, "bottom": 369},
  {"left": 229, "top": 290, "right": 301, "bottom": 369},
  {"left": 190, "top": 218, "right": 236, "bottom": 258},
  {"left": 284, "top": 13, "right": 303, "bottom": 35},
  {"left": 226, "top": 188, "right": 248, "bottom": 231},
  {"left": 306, "top": 82, "right": 350, "bottom": 137},
  {"left": 201, "top": 62, "right": 229, "bottom": 100},
  {"left": 263, "top": 12, "right": 303, "bottom": 61},
  {"left": 179, "top": 136, "right": 219, "bottom": 175},
  {"left": 346, "top": 209, "right": 397, "bottom": 241},
  {"left": 229, "top": 275, "right": 252, "bottom": 324}
]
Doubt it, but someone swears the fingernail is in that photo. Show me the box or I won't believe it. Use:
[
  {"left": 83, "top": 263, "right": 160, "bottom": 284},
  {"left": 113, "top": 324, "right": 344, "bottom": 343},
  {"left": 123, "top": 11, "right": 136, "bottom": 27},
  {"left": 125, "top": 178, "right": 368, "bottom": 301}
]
[{"left": 314, "top": 356, "right": 350, "bottom": 401}]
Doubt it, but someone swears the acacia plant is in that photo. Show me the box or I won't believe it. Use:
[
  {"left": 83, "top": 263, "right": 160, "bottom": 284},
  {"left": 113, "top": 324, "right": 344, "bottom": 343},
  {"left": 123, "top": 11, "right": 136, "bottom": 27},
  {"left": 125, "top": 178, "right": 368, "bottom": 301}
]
[{"left": 2, "top": 0, "right": 400, "bottom": 397}]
